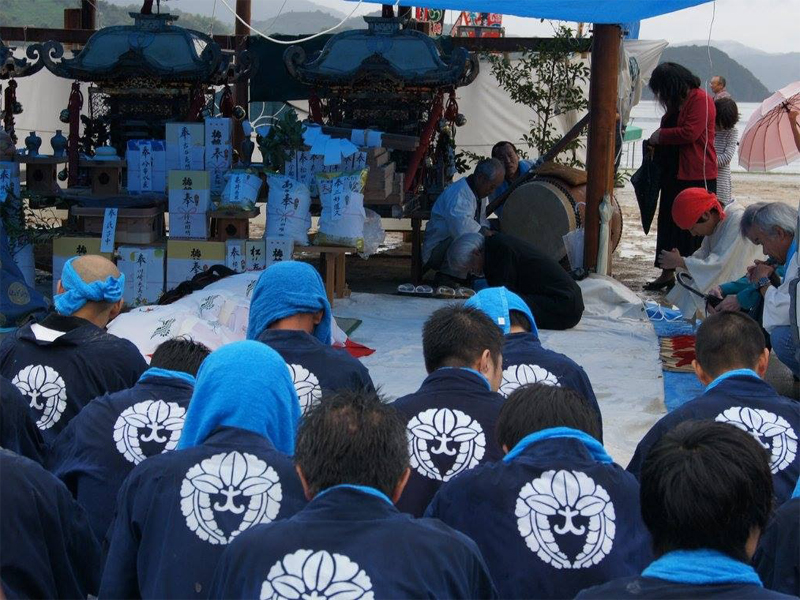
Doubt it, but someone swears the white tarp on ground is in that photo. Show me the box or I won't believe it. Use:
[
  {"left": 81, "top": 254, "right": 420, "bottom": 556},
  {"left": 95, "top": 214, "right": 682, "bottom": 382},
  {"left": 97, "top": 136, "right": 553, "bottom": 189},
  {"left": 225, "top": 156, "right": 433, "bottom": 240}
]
[{"left": 109, "top": 272, "right": 664, "bottom": 466}]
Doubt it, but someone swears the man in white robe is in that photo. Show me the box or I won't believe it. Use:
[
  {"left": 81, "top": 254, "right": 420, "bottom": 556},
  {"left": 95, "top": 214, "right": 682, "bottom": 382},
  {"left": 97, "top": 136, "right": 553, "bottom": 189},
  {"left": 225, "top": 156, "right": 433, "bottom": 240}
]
[
  {"left": 659, "top": 188, "right": 764, "bottom": 320},
  {"left": 422, "top": 158, "right": 504, "bottom": 281}
]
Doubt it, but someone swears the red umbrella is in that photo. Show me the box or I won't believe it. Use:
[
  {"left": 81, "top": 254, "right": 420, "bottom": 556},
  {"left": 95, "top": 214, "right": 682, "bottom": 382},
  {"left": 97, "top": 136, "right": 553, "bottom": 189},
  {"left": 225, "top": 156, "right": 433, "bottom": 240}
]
[{"left": 739, "top": 81, "right": 800, "bottom": 172}]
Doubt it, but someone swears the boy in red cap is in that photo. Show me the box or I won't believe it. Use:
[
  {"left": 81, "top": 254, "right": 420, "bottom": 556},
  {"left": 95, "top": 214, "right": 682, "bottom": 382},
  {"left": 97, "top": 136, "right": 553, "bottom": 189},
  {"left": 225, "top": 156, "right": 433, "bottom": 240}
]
[{"left": 659, "top": 187, "right": 763, "bottom": 319}]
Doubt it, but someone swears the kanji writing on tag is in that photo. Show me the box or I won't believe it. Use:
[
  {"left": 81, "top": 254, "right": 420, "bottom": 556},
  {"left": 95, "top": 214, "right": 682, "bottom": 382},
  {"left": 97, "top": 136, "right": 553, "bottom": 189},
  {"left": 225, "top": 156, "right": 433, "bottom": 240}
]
[
  {"left": 272, "top": 248, "right": 283, "bottom": 262},
  {"left": 211, "top": 129, "right": 221, "bottom": 145},
  {"left": 76, "top": 244, "right": 88, "bottom": 256},
  {"left": 182, "top": 177, "right": 193, "bottom": 190}
]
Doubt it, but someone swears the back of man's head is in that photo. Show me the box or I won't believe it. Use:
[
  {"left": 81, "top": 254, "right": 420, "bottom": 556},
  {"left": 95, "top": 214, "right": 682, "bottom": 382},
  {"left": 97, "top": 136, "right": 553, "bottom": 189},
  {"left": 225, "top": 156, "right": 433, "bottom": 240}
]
[
  {"left": 149, "top": 338, "right": 211, "bottom": 377},
  {"left": 640, "top": 421, "right": 773, "bottom": 562},
  {"left": 695, "top": 311, "right": 766, "bottom": 378},
  {"left": 422, "top": 305, "right": 503, "bottom": 373},
  {"left": 497, "top": 384, "right": 601, "bottom": 450},
  {"left": 56, "top": 255, "right": 125, "bottom": 324},
  {"left": 294, "top": 389, "right": 409, "bottom": 498}
]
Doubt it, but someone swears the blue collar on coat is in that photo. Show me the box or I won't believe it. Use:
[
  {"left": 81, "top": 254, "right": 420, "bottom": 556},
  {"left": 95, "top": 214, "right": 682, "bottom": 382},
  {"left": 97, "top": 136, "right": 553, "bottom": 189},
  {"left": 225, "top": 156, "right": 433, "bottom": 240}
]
[
  {"left": 503, "top": 426, "right": 612, "bottom": 464},
  {"left": 704, "top": 368, "right": 761, "bottom": 392},
  {"left": 316, "top": 484, "right": 393, "bottom": 506},
  {"left": 793, "top": 476, "right": 800, "bottom": 499},
  {"left": 784, "top": 240, "right": 797, "bottom": 279},
  {"left": 642, "top": 549, "right": 763, "bottom": 586},
  {"left": 436, "top": 367, "right": 491, "bottom": 390},
  {"left": 138, "top": 367, "right": 196, "bottom": 387}
]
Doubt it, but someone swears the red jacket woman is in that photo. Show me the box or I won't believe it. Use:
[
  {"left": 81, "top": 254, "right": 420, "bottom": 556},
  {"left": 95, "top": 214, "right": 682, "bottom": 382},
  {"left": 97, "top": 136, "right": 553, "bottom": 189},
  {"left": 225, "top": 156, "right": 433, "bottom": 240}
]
[{"left": 656, "top": 87, "right": 718, "bottom": 181}]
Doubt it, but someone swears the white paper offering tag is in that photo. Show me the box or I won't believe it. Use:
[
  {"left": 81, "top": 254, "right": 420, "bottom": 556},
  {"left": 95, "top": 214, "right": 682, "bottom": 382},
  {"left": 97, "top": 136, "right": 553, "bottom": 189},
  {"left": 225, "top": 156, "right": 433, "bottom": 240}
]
[
  {"left": 100, "top": 208, "right": 118, "bottom": 253},
  {"left": 0, "top": 167, "right": 11, "bottom": 203},
  {"left": 139, "top": 141, "right": 154, "bottom": 192},
  {"left": 178, "top": 126, "right": 193, "bottom": 170},
  {"left": 133, "top": 251, "right": 149, "bottom": 305},
  {"left": 266, "top": 237, "right": 294, "bottom": 266}
]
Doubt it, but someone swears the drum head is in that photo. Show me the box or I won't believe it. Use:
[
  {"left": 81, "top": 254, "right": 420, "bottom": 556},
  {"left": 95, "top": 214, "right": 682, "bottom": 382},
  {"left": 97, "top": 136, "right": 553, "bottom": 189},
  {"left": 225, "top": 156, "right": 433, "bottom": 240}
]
[{"left": 499, "top": 180, "right": 577, "bottom": 261}]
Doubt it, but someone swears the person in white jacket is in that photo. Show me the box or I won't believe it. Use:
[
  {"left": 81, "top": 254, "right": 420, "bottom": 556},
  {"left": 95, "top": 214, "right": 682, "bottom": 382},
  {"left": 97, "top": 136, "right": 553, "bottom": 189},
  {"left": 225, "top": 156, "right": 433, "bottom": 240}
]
[
  {"left": 746, "top": 202, "right": 799, "bottom": 376},
  {"left": 422, "top": 158, "right": 504, "bottom": 282},
  {"left": 659, "top": 188, "right": 763, "bottom": 320}
]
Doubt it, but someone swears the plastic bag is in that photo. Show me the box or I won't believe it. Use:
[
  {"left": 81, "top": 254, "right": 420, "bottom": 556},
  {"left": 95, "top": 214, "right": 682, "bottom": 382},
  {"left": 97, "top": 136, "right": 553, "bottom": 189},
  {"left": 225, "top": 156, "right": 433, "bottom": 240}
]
[
  {"left": 563, "top": 227, "right": 585, "bottom": 270},
  {"left": 315, "top": 170, "right": 368, "bottom": 250},
  {"left": 266, "top": 174, "right": 312, "bottom": 245},
  {"left": 359, "top": 209, "right": 386, "bottom": 258}
]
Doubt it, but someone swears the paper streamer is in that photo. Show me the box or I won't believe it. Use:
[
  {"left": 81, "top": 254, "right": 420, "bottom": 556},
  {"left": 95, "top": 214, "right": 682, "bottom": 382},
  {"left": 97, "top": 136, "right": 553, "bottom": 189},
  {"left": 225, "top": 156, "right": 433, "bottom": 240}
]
[
  {"left": 100, "top": 208, "right": 118, "bottom": 253},
  {"left": 366, "top": 130, "right": 383, "bottom": 148},
  {"left": 178, "top": 127, "right": 193, "bottom": 170},
  {"left": 132, "top": 251, "right": 149, "bottom": 305}
]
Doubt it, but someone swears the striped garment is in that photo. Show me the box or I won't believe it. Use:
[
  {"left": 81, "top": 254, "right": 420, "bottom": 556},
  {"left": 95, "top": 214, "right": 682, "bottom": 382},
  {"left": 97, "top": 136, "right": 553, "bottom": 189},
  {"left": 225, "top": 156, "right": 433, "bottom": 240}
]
[{"left": 715, "top": 127, "right": 738, "bottom": 205}]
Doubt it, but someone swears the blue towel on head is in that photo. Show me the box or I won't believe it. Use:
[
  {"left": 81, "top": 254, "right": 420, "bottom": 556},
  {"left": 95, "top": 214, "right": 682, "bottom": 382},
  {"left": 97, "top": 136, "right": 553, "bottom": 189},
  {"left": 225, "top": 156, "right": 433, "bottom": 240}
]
[
  {"left": 246, "top": 262, "right": 332, "bottom": 345},
  {"left": 54, "top": 256, "right": 125, "bottom": 316},
  {"left": 465, "top": 286, "right": 538, "bottom": 336},
  {"left": 177, "top": 341, "right": 300, "bottom": 454}
]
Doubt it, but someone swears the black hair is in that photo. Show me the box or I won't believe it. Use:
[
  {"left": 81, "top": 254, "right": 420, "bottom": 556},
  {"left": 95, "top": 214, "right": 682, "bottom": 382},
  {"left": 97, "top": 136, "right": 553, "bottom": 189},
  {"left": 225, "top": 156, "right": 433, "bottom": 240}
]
[
  {"left": 496, "top": 384, "right": 602, "bottom": 449},
  {"left": 294, "top": 389, "right": 409, "bottom": 497},
  {"left": 509, "top": 309, "right": 532, "bottom": 333},
  {"left": 648, "top": 62, "right": 702, "bottom": 114},
  {"left": 491, "top": 141, "right": 518, "bottom": 157},
  {"left": 715, "top": 97, "right": 739, "bottom": 130},
  {"left": 640, "top": 420, "right": 773, "bottom": 562},
  {"left": 149, "top": 337, "right": 211, "bottom": 376},
  {"left": 422, "top": 304, "right": 503, "bottom": 373},
  {"left": 695, "top": 311, "right": 765, "bottom": 378}
]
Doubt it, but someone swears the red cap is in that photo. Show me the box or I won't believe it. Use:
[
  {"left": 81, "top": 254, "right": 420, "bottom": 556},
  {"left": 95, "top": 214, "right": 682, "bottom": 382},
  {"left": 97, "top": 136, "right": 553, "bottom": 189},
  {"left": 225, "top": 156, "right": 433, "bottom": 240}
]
[{"left": 672, "top": 187, "right": 725, "bottom": 230}]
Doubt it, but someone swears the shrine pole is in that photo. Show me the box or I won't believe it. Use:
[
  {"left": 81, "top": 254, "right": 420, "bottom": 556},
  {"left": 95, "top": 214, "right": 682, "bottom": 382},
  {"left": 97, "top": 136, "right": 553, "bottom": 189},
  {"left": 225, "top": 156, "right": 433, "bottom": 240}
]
[
  {"left": 233, "top": 0, "right": 251, "bottom": 151},
  {"left": 583, "top": 24, "right": 620, "bottom": 272}
]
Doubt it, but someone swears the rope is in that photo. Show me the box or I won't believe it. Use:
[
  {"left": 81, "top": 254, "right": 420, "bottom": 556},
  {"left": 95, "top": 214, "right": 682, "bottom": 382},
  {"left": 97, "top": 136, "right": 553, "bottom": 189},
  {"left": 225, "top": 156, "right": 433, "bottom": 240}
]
[
  {"left": 216, "top": 0, "right": 365, "bottom": 45},
  {"left": 702, "top": 0, "right": 717, "bottom": 189}
]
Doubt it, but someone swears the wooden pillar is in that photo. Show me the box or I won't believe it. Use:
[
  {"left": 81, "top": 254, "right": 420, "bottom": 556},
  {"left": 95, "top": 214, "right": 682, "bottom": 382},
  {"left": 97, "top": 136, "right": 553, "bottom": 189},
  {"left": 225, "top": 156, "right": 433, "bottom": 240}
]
[
  {"left": 81, "top": 0, "right": 96, "bottom": 30},
  {"left": 233, "top": 0, "right": 251, "bottom": 153},
  {"left": 583, "top": 24, "right": 620, "bottom": 272}
]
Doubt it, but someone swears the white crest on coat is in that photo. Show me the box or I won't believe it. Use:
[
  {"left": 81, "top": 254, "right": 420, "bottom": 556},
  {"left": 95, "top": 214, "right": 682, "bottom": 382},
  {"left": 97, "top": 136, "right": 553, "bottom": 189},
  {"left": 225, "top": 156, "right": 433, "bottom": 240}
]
[
  {"left": 288, "top": 364, "right": 322, "bottom": 415},
  {"left": 407, "top": 408, "right": 486, "bottom": 481},
  {"left": 516, "top": 469, "right": 616, "bottom": 569},
  {"left": 113, "top": 400, "right": 186, "bottom": 464},
  {"left": 260, "top": 549, "right": 374, "bottom": 600},
  {"left": 12, "top": 364, "right": 67, "bottom": 430},
  {"left": 715, "top": 406, "right": 798, "bottom": 473},
  {"left": 499, "top": 364, "right": 561, "bottom": 398},
  {"left": 180, "top": 450, "right": 282, "bottom": 545}
]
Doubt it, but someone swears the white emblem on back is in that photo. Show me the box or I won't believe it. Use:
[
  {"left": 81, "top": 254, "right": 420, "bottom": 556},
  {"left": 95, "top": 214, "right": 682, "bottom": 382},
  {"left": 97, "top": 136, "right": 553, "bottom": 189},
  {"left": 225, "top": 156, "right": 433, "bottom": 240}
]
[
  {"left": 715, "top": 406, "right": 798, "bottom": 473},
  {"left": 260, "top": 549, "right": 374, "bottom": 600},
  {"left": 288, "top": 364, "right": 322, "bottom": 415},
  {"left": 113, "top": 400, "right": 186, "bottom": 464},
  {"left": 500, "top": 364, "right": 561, "bottom": 398},
  {"left": 12, "top": 364, "right": 67, "bottom": 430},
  {"left": 516, "top": 469, "right": 616, "bottom": 569},
  {"left": 180, "top": 450, "right": 282, "bottom": 545},
  {"left": 407, "top": 408, "right": 486, "bottom": 481}
]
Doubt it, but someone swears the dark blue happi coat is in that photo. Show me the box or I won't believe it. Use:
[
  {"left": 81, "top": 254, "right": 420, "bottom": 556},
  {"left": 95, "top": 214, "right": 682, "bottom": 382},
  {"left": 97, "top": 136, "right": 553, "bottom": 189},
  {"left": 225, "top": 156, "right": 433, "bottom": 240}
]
[
  {"left": 500, "top": 332, "right": 602, "bottom": 435},
  {"left": 627, "top": 372, "right": 800, "bottom": 505},
  {"left": 0, "top": 448, "right": 101, "bottom": 599},
  {"left": 48, "top": 370, "right": 195, "bottom": 542},
  {"left": 0, "top": 376, "right": 44, "bottom": 463},
  {"left": 426, "top": 436, "right": 652, "bottom": 599},
  {"left": 0, "top": 314, "right": 147, "bottom": 444},
  {"left": 392, "top": 368, "right": 505, "bottom": 517},
  {"left": 256, "top": 329, "right": 374, "bottom": 414},
  {"left": 209, "top": 486, "right": 498, "bottom": 599},
  {"left": 754, "top": 498, "right": 800, "bottom": 597},
  {"left": 99, "top": 426, "right": 306, "bottom": 599},
  {"left": 576, "top": 576, "right": 796, "bottom": 599}
]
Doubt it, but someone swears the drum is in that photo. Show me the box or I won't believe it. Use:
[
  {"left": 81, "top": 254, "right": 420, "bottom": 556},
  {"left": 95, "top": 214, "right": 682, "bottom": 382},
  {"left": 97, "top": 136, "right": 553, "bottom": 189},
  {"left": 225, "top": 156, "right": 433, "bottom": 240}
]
[{"left": 499, "top": 167, "right": 623, "bottom": 263}]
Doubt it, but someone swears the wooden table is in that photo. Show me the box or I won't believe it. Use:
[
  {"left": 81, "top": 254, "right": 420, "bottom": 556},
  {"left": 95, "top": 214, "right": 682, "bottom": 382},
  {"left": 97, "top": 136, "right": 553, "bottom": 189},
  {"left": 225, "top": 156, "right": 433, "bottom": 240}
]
[{"left": 294, "top": 245, "right": 357, "bottom": 306}]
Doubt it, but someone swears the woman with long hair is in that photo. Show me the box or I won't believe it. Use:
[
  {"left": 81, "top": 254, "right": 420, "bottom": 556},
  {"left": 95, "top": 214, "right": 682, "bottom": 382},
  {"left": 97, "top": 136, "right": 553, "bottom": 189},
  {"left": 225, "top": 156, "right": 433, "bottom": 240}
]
[{"left": 645, "top": 63, "right": 718, "bottom": 291}]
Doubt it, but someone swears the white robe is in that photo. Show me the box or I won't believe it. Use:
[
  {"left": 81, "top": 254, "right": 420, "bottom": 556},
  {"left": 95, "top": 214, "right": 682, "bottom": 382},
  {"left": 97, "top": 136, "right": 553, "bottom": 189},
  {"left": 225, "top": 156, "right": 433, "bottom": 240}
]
[
  {"left": 667, "top": 203, "right": 765, "bottom": 319},
  {"left": 422, "top": 178, "right": 489, "bottom": 264},
  {"left": 763, "top": 250, "right": 798, "bottom": 334}
]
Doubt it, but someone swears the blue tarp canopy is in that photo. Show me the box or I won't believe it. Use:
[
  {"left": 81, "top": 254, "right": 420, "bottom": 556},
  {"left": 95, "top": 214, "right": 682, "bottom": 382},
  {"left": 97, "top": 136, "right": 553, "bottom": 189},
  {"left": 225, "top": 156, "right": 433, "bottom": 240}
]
[{"left": 348, "top": 0, "right": 713, "bottom": 24}]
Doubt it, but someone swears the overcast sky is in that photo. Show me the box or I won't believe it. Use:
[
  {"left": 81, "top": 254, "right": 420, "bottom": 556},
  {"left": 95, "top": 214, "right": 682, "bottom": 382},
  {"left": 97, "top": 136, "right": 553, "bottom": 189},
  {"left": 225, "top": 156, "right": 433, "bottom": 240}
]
[{"left": 309, "top": 0, "right": 799, "bottom": 54}]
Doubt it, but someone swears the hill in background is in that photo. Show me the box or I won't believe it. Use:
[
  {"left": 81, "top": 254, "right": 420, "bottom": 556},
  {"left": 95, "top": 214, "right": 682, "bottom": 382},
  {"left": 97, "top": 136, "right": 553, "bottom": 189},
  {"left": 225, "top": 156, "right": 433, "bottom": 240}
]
[
  {"left": 252, "top": 10, "right": 380, "bottom": 35},
  {"left": 678, "top": 40, "right": 798, "bottom": 93},
  {"left": 0, "top": 0, "right": 233, "bottom": 34},
  {"left": 642, "top": 45, "right": 770, "bottom": 103}
]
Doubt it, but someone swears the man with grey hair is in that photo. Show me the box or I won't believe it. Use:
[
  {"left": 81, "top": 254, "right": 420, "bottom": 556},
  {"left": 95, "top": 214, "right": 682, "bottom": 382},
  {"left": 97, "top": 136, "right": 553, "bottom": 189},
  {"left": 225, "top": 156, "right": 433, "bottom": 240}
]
[
  {"left": 422, "top": 158, "right": 505, "bottom": 284},
  {"left": 0, "top": 254, "right": 147, "bottom": 443},
  {"left": 710, "top": 75, "right": 730, "bottom": 100},
  {"left": 448, "top": 232, "right": 584, "bottom": 330},
  {"left": 710, "top": 202, "right": 797, "bottom": 365}
]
